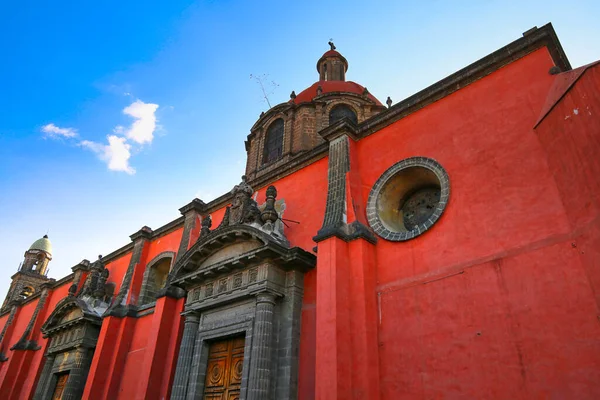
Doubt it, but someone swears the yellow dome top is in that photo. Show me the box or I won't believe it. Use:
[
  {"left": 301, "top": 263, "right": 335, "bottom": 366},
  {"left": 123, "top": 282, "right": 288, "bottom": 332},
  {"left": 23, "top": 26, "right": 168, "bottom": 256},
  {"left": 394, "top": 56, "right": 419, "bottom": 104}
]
[{"left": 29, "top": 235, "right": 52, "bottom": 256}]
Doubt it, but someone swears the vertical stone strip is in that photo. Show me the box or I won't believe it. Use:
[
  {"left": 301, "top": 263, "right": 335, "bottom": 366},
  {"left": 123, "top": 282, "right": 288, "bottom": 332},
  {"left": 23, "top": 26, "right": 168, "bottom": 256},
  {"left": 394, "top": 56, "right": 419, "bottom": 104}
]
[
  {"left": 276, "top": 271, "right": 304, "bottom": 400},
  {"left": 106, "top": 227, "right": 152, "bottom": 314},
  {"left": 171, "top": 313, "right": 200, "bottom": 400},
  {"left": 11, "top": 288, "right": 49, "bottom": 350},
  {"left": 177, "top": 199, "right": 206, "bottom": 263},
  {"left": 0, "top": 305, "right": 18, "bottom": 360},
  {"left": 248, "top": 292, "right": 276, "bottom": 400},
  {"left": 315, "top": 135, "right": 349, "bottom": 240},
  {"left": 62, "top": 347, "right": 88, "bottom": 400},
  {"left": 32, "top": 353, "right": 56, "bottom": 400}
]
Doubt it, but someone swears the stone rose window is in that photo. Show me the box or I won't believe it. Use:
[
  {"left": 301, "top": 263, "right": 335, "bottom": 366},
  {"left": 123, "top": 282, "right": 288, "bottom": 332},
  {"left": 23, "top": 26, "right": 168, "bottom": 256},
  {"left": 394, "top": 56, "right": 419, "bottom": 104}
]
[{"left": 366, "top": 157, "right": 450, "bottom": 241}]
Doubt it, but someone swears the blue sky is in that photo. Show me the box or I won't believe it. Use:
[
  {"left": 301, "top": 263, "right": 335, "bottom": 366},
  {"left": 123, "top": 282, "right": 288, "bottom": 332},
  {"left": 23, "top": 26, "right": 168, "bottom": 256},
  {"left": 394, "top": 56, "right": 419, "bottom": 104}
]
[{"left": 1, "top": 0, "right": 599, "bottom": 297}]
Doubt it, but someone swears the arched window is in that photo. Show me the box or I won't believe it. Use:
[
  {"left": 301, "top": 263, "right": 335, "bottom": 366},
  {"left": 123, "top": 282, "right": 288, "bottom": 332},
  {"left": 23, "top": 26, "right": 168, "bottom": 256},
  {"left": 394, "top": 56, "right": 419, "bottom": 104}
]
[
  {"left": 138, "top": 254, "right": 174, "bottom": 305},
  {"left": 329, "top": 104, "right": 357, "bottom": 125},
  {"left": 263, "top": 119, "right": 284, "bottom": 164}
]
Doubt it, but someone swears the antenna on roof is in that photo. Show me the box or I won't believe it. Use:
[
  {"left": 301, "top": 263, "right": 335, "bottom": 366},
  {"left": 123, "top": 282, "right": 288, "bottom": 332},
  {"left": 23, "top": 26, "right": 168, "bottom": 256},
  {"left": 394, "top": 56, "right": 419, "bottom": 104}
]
[{"left": 250, "top": 73, "right": 279, "bottom": 109}]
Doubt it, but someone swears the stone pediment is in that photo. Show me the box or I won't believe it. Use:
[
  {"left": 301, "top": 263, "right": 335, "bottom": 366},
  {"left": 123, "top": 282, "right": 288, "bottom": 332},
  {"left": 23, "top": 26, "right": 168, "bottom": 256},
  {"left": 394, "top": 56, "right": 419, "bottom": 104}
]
[
  {"left": 169, "top": 224, "right": 315, "bottom": 289},
  {"left": 41, "top": 296, "right": 101, "bottom": 336}
]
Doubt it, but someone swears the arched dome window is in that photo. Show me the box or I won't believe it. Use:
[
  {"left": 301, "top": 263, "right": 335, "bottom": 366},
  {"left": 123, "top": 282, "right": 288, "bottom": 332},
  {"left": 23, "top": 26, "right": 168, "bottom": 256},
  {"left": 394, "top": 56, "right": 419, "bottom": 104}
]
[
  {"left": 329, "top": 104, "right": 357, "bottom": 125},
  {"left": 263, "top": 118, "right": 284, "bottom": 164}
]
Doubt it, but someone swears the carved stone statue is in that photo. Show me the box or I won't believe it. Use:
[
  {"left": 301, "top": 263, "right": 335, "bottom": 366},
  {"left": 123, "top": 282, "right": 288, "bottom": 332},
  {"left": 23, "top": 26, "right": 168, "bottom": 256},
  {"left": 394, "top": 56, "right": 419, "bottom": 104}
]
[{"left": 228, "top": 176, "right": 261, "bottom": 226}]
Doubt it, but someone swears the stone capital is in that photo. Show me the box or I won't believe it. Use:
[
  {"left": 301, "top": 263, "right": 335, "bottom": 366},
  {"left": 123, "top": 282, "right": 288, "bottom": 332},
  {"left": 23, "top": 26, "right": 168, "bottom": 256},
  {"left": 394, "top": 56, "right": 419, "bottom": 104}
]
[
  {"left": 130, "top": 226, "right": 153, "bottom": 241},
  {"left": 179, "top": 199, "right": 207, "bottom": 215}
]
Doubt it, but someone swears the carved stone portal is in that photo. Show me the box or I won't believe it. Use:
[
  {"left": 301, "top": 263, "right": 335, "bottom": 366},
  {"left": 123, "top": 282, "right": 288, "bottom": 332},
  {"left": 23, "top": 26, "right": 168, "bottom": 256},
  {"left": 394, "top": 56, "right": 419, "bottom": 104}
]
[
  {"left": 169, "top": 181, "right": 315, "bottom": 400},
  {"left": 33, "top": 257, "right": 112, "bottom": 400}
]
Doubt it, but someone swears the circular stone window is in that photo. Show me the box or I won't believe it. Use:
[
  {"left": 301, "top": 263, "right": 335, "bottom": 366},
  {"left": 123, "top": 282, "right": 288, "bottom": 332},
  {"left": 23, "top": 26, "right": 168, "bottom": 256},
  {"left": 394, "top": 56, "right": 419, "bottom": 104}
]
[{"left": 366, "top": 157, "right": 450, "bottom": 241}]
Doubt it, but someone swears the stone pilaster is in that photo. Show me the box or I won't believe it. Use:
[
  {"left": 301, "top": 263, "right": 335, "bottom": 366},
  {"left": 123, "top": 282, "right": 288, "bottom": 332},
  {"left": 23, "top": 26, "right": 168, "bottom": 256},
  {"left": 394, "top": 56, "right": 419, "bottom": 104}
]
[
  {"left": 276, "top": 271, "right": 304, "bottom": 400},
  {"left": 105, "top": 226, "right": 152, "bottom": 316},
  {"left": 32, "top": 353, "right": 56, "bottom": 400},
  {"left": 11, "top": 288, "right": 50, "bottom": 351},
  {"left": 177, "top": 199, "right": 207, "bottom": 263},
  {"left": 62, "top": 347, "right": 89, "bottom": 400},
  {"left": 314, "top": 123, "right": 376, "bottom": 244},
  {"left": 171, "top": 313, "right": 200, "bottom": 400},
  {"left": 248, "top": 292, "right": 276, "bottom": 400},
  {"left": 0, "top": 304, "right": 18, "bottom": 361}
]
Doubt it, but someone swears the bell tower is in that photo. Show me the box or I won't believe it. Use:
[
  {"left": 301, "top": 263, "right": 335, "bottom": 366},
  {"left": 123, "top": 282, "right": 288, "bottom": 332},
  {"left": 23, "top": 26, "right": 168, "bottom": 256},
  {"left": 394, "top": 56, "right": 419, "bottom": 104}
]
[{"left": 2, "top": 235, "right": 53, "bottom": 308}]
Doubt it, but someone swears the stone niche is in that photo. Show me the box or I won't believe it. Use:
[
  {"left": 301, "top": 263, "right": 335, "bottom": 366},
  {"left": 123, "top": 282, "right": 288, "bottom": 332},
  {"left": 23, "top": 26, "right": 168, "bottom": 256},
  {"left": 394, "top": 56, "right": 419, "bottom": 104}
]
[{"left": 168, "top": 223, "right": 315, "bottom": 400}]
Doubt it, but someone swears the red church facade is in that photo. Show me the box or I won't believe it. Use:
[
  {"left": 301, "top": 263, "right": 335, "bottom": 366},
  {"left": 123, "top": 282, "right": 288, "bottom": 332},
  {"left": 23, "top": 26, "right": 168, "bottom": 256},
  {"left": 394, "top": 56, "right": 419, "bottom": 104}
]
[{"left": 1, "top": 23, "right": 600, "bottom": 399}]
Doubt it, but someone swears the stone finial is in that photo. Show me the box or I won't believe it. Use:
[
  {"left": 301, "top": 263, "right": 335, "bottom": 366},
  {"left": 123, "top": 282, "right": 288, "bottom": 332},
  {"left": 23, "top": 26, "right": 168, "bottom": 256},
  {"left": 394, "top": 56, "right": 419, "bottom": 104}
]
[
  {"left": 362, "top": 87, "right": 370, "bottom": 96},
  {"left": 328, "top": 40, "right": 336, "bottom": 51},
  {"left": 386, "top": 96, "right": 392, "bottom": 108},
  {"left": 260, "top": 111, "right": 265, "bottom": 118},
  {"left": 261, "top": 186, "right": 279, "bottom": 225},
  {"left": 290, "top": 91, "right": 296, "bottom": 100},
  {"left": 317, "top": 85, "right": 323, "bottom": 96}
]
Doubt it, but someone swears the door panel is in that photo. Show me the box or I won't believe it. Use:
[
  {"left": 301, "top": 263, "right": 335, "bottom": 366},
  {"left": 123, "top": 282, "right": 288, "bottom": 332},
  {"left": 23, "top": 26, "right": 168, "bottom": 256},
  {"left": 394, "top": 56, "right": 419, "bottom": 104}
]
[
  {"left": 204, "top": 336, "right": 245, "bottom": 400},
  {"left": 52, "top": 373, "right": 69, "bottom": 400}
]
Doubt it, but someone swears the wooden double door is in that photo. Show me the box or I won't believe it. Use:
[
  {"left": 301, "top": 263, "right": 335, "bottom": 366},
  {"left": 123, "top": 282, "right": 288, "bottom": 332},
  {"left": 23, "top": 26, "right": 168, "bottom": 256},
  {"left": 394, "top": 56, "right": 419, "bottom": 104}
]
[
  {"left": 204, "top": 336, "right": 245, "bottom": 400},
  {"left": 51, "top": 373, "right": 69, "bottom": 400}
]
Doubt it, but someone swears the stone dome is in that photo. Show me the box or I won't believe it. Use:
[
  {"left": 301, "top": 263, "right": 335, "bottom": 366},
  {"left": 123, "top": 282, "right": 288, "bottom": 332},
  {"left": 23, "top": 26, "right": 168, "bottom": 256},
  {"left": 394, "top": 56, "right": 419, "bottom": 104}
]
[{"left": 29, "top": 234, "right": 52, "bottom": 256}]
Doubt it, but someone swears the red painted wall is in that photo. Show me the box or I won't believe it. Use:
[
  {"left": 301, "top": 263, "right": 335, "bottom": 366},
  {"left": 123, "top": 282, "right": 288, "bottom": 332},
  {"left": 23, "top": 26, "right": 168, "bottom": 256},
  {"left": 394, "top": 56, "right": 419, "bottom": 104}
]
[
  {"left": 536, "top": 64, "right": 600, "bottom": 308},
  {"left": 106, "top": 252, "right": 133, "bottom": 293},
  {"left": 145, "top": 228, "right": 183, "bottom": 262},
  {"left": 350, "top": 48, "right": 600, "bottom": 398},
  {"left": 117, "top": 315, "right": 152, "bottom": 399}
]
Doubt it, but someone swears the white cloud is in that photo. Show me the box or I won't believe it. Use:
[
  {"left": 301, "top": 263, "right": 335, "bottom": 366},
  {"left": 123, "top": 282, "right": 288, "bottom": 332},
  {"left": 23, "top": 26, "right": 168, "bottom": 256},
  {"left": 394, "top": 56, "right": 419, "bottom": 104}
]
[
  {"left": 80, "top": 135, "right": 135, "bottom": 175},
  {"left": 41, "top": 123, "right": 78, "bottom": 139},
  {"left": 43, "top": 99, "right": 160, "bottom": 174},
  {"left": 122, "top": 100, "right": 159, "bottom": 144}
]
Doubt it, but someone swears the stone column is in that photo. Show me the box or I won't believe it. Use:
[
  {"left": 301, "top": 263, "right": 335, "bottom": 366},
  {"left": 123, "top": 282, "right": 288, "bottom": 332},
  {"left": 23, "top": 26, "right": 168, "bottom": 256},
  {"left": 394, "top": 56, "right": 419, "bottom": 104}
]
[
  {"left": 32, "top": 353, "right": 56, "bottom": 400},
  {"left": 171, "top": 313, "right": 200, "bottom": 400},
  {"left": 62, "top": 347, "right": 89, "bottom": 400},
  {"left": 248, "top": 292, "right": 276, "bottom": 400}
]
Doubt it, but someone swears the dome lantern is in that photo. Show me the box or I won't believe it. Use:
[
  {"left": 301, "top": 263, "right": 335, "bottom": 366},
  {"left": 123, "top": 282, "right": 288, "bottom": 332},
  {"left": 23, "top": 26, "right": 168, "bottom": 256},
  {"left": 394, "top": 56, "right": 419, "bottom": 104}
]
[{"left": 317, "top": 42, "right": 348, "bottom": 81}]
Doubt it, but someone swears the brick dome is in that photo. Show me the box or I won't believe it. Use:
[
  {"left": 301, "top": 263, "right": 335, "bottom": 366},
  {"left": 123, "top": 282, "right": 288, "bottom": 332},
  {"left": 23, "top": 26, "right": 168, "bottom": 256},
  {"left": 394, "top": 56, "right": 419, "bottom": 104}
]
[{"left": 290, "top": 81, "right": 383, "bottom": 105}]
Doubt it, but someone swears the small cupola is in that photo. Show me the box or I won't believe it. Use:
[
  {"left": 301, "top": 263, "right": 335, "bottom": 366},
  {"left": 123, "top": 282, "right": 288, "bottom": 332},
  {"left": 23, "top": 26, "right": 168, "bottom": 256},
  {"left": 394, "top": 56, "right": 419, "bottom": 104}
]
[{"left": 317, "top": 41, "right": 348, "bottom": 81}]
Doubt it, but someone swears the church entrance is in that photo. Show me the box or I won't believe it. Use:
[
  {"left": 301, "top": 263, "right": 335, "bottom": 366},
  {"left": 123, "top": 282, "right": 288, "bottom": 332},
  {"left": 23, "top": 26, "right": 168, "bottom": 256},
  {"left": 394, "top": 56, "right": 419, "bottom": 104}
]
[
  {"left": 203, "top": 336, "right": 245, "bottom": 400},
  {"left": 51, "top": 373, "right": 69, "bottom": 400}
]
